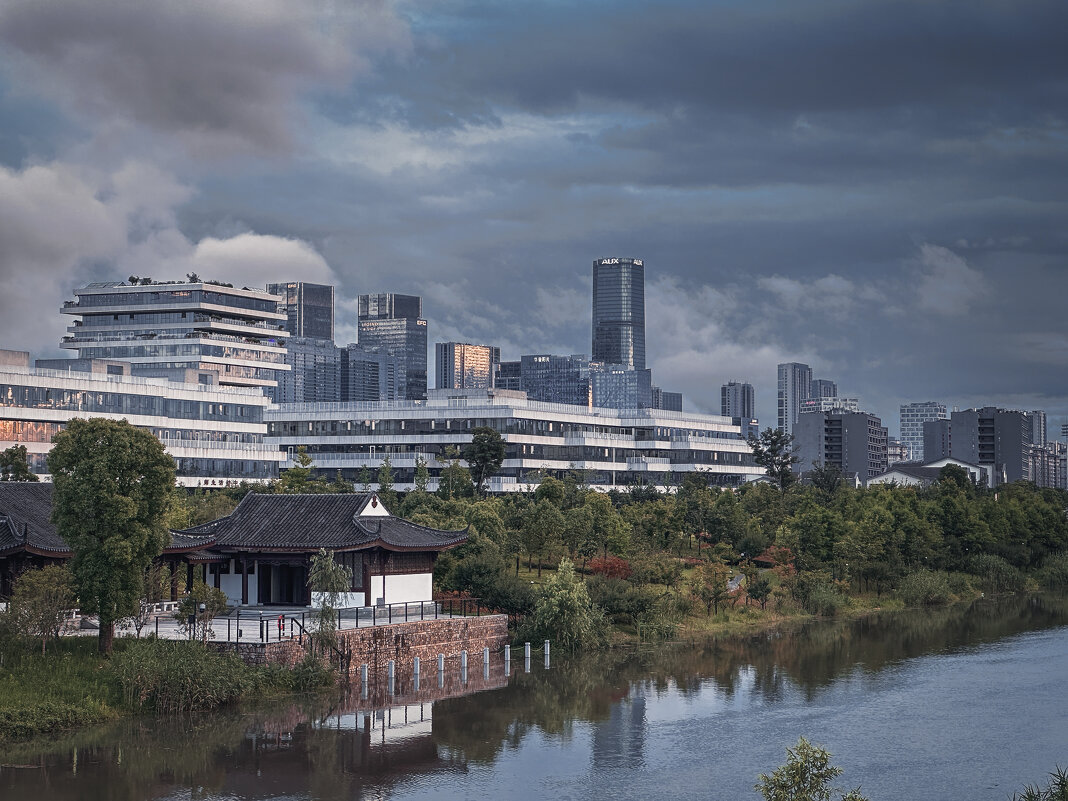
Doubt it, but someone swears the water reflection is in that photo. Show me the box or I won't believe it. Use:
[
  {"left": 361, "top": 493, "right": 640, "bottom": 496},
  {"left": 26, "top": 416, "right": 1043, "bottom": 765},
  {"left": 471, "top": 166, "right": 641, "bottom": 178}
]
[{"left": 2, "top": 594, "right": 1066, "bottom": 801}]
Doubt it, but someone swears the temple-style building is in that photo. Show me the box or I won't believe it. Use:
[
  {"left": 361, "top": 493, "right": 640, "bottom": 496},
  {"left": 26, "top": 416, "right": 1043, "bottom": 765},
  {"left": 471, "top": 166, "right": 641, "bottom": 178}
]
[{"left": 0, "top": 484, "right": 467, "bottom": 606}]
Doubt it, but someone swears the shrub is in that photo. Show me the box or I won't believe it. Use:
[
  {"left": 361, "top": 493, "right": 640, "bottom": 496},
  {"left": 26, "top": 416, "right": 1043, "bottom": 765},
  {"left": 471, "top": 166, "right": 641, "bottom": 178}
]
[
  {"left": 109, "top": 639, "right": 255, "bottom": 713},
  {"left": 898, "top": 570, "right": 954, "bottom": 606},
  {"left": 586, "top": 574, "right": 655, "bottom": 623},
  {"left": 804, "top": 583, "right": 847, "bottom": 616},
  {"left": 588, "top": 556, "right": 632, "bottom": 580},
  {"left": 517, "top": 559, "right": 609, "bottom": 651},
  {"left": 968, "top": 553, "right": 1025, "bottom": 594},
  {"left": 1036, "top": 553, "right": 1068, "bottom": 590}
]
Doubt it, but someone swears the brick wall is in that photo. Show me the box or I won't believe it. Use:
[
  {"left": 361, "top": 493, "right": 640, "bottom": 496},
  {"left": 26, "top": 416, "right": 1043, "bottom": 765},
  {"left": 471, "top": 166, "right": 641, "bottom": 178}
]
[{"left": 210, "top": 615, "right": 510, "bottom": 676}]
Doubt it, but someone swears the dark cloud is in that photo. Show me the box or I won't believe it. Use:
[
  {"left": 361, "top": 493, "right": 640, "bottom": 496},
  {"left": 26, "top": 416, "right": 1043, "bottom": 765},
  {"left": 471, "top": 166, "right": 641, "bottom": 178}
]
[
  {"left": 0, "top": 0, "right": 410, "bottom": 155},
  {"left": 0, "top": 0, "right": 1066, "bottom": 432}
]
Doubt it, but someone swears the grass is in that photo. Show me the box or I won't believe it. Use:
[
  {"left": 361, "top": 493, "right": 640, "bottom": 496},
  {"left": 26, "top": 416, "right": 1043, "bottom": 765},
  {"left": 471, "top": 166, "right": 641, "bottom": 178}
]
[
  {"left": 0, "top": 635, "right": 334, "bottom": 741},
  {"left": 0, "top": 637, "right": 121, "bottom": 739}
]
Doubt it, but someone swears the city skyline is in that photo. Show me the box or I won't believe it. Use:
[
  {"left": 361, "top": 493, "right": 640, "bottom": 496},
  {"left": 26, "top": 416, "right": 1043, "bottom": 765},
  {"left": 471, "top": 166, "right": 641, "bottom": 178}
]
[{"left": 0, "top": 1, "right": 1066, "bottom": 434}]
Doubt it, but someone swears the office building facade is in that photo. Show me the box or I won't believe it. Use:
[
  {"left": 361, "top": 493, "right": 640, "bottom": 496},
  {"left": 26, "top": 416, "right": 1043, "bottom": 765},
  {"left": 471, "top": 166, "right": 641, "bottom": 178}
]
[
  {"left": 341, "top": 345, "right": 404, "bottom": 402},
  {"left": 266, "top": 282, "right": 334, "bottom": 340},
  {"left": 62, "top": 280, "right": 289, "bottom": 389},
  {"left": 721, "top": 381, "right": 755, "bottom": 420},
  {"left": 0, "top": 350, "right": 281, "bottom": 484},
  {"left": 592, "top": 258, "right": 646, "bottom": 370},
  {"left": 651, "top": 387, "right": 683, "bottom": 412},
  {"left": 810, "top": 379, "right": 838, "bottom": 399},
  {"left": 268, "top": 388, "right": 762, "bottom": 492},
  {"left": 793, "top": 409, "right": 889, "bottom": 481},
  {"left": 272, "top": 337, "right": 342, "bottom": 404},
  {"left": 590, "top": 364, "right": 653, "bottom": 410},
  {"left": 925, "top": 407, "right": 1033, "bottom": 485},
  {"left": 518, "top": 354, "right": 591, "bottom": 406},
  {"left": 357, "top": 293, "right": 427, "bottom": 400},
  {"left": 777, "top": 362, "right": 812, "bottom": 436},
  {"left": 436, "top": 342, "right": 501, "bottom": 390},
  {"left": 900, "top": 401, "right": 948, "bottom": 462}
]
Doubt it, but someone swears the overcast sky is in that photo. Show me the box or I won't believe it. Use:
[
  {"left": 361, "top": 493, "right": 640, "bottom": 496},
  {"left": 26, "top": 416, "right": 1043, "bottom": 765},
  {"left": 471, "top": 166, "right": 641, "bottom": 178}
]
[{"left": 1, "top": 0, "right": 1065, "bottom": 435}]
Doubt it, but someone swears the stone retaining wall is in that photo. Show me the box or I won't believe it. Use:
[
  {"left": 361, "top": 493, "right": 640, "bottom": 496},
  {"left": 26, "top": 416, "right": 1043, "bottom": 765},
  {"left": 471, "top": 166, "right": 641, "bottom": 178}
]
[{"left": 210, "top": 615, "right": 510, "bottom": 676}]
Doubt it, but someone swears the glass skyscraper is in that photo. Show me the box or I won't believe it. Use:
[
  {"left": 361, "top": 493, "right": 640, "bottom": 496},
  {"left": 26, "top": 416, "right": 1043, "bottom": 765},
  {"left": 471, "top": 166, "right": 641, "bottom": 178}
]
[
  {"left": 266, "top": 282, "right": 334, "bottom": 340},
  {"left": 592, "top": 258, "right": 646, "bottom": 370},
  {"left": 357, "top": 293, "right": 427, "bottom": 400},
  {"left": 436, "top": 342, "right": 501, "bottom": 390}
]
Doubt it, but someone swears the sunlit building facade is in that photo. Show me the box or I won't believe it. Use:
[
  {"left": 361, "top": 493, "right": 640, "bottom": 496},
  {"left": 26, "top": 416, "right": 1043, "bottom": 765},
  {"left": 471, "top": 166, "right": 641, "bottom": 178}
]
[
  {"left": 61, "top": 280, "right": 289, "bottom": 389},
  {"left": 0, "top": 350, "right": 281, "bottom": 484},
  {"left": 435, "top": 342, "right": 501, "bottom": 390}
]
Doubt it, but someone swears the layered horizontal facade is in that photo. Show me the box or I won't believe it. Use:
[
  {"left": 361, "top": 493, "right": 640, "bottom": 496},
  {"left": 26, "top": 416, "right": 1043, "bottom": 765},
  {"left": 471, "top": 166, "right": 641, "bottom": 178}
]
[
  {"left": 0, "top": 355, "right": 283, "bottom": 485},
  {"left": 267, "top": 388, "right": 762, "bottom": 491}
]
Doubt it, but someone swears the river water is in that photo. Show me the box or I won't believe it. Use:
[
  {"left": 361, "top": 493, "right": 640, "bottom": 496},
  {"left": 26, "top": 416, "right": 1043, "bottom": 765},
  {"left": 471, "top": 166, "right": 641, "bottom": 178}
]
[{"left": 3, "top": 594, "right": 1067, "bottom": 801}]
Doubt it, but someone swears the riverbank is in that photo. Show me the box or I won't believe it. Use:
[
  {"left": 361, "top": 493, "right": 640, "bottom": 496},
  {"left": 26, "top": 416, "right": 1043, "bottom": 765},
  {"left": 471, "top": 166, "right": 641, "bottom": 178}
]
[{"left": 0, "top": 637, "right": 332, "bottom": 741}]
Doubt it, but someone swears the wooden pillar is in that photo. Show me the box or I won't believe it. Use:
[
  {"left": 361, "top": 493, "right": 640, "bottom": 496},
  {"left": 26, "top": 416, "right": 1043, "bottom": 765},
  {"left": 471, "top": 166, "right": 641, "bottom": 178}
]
[
  {"left": 241, "top": 557, "right": 249, "bottom": 605},
  {"left": 213, "top": 563, "right": 220, "bottom": 589},
  {"left": 185, "top": 562, "right": 193, "bottom": 593}
]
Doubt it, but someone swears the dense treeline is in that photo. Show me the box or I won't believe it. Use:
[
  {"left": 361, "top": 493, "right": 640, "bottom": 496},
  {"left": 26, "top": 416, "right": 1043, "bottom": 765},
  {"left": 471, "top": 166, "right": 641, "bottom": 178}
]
[{"left": 174, "top": 454, "right": 1068, "bottom": 638}]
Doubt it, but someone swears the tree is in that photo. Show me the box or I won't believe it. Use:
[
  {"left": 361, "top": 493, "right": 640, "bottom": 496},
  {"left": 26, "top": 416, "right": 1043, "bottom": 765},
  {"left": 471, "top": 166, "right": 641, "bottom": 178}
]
[
  {"left": 809, "top": 461, "right": 843, "bottom": 497},
  {"left": 691, "top": 561, "right": 731, "bottom": 616},
  {"left": 377, "top": 454, "right": 397, "bottom": 508},
  {"left": 438, "top": 447, "right": 474, "bottom": 500},
  {"left": 521, "top": 558, "right": 608, "bottom": 651},
  {"left": 308, "top": 548, "right": 353, "bottom": 652},
  {"left": 278, "top": 446, "right": 314, "bottom": 492},
  {"left": 174, "top": 579, "right": 228, "bottom": 643},
  {"left": 756, "top": 737, "right": 870, "bottom": 801},
  {"left": 8, "top": 565, "right": 75, "bottom": 653},
  {"left": 749, "top": 427, "right": 800, "bottom": 494},
  {"left": 48, "top": 418, "right": 176, "bottom": 654},
  {"left": 0, "top": 444, "right": 39, "bottom": 481},
  {"left": 414, "top": 455, "right": 431, "bottom": 493},
  {"left": 522, "top": 499, "right": 566, "bottom": 576},
  {"left": 747, "top": 573, "right": 772, "bottom": 610},
  {"left": 463, "top": 427, "right": 506, "bottom": 494},
  {"left": 586, "top": 491, "right": 631, "bottom": 560}
]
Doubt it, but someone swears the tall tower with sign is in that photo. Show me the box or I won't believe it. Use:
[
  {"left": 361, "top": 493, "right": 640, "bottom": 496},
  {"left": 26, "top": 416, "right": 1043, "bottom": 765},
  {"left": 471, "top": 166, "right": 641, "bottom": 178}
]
[{"left": 592, "top": 257, "right": 646, "bottom": 370}]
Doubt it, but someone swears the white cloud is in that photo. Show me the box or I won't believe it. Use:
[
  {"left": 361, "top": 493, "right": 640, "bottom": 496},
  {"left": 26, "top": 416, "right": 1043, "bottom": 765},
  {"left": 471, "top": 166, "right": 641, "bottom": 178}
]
[
  {"left": 0, "top": 160, "right": 332, "bottom": 355},
  {"left": 915, "top": 243, "right": 989, "bottom": 316}
]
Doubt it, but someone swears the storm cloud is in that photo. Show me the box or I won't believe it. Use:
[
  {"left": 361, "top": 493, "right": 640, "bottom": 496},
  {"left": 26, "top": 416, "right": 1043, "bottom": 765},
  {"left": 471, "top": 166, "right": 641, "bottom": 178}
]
[{"left": 0, "top": 0, "right": 1065, "bottom": 431}]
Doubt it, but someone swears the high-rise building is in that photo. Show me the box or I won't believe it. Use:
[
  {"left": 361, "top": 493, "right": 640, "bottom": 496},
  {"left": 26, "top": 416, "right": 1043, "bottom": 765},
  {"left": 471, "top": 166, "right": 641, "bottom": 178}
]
[
  {"left": 592, "top": 258, "right": 645, "bottom": 370},
  {"left": 721, "top": 381, "right": 755, "bottom": 420},
  {"left": 777, "top": 362, "right": 812, "bottom": 436},
  {"left": 926, "top": 407, "right": 1033, "bottom": 485},
  {"left": 651, "top": 386, "right": 683, "bottom": 412},
  {"left": 357, "top": 293, "right": 427, "bottom": 401},
  {"left": 793, "top": 409, "right": 889, "bottom": 481},
  {"left": 900, "top": 401, "right": 948, "bottom": 462},
  {"left": 1029, "top": 410, "right": 1047, "bottom": 447},
  {"left": 271, "top": 338, "right": 341, "bottom": 404},
  {"left": 266, "top": 282, "right": 334, "bottom": 340},
  {"left": 591, "top": 364, "right": 653, "bottom": 410},
  {"left": 61, "top": 279, "right": 289, "bottom": 389},
  {"left": 495, "top": 360, "right": 522, "bottom": 391},
  {"left": 810, "top": 379, "right": 838, "bottom": 398},
  {"left": 518, "top": 354, "right": 591, "bottom": 406},
  {"left": 341, "top": 344, "right": 404, "bottom": 402},
  {"left": 436, "top": 342, "right": 501, "bottom": 390}
]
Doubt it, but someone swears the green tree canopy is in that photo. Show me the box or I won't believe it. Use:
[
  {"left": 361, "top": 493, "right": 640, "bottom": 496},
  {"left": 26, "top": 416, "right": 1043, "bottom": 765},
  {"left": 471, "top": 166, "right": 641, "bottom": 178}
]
[
  {"left": 463, "top": 427, "right": 506, "bottom": 494},
  {"left": 756, "top": 736, "right": 869, "bottom": 801},
  {"left": 749, "top": 428, "right": 800, "bottom": 494},
  {"left": 0, "top": 444, "right": 39, "bottom": 481},
  {"left": 47, "top": 418, "right": 176, "bottom": 654}
]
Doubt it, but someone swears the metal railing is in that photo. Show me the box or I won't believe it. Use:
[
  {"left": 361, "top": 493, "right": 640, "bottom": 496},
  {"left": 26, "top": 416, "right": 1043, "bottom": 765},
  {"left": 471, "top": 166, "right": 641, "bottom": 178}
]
[{"left": 178, "top": 598, "right": 487, "bottom": 645}]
